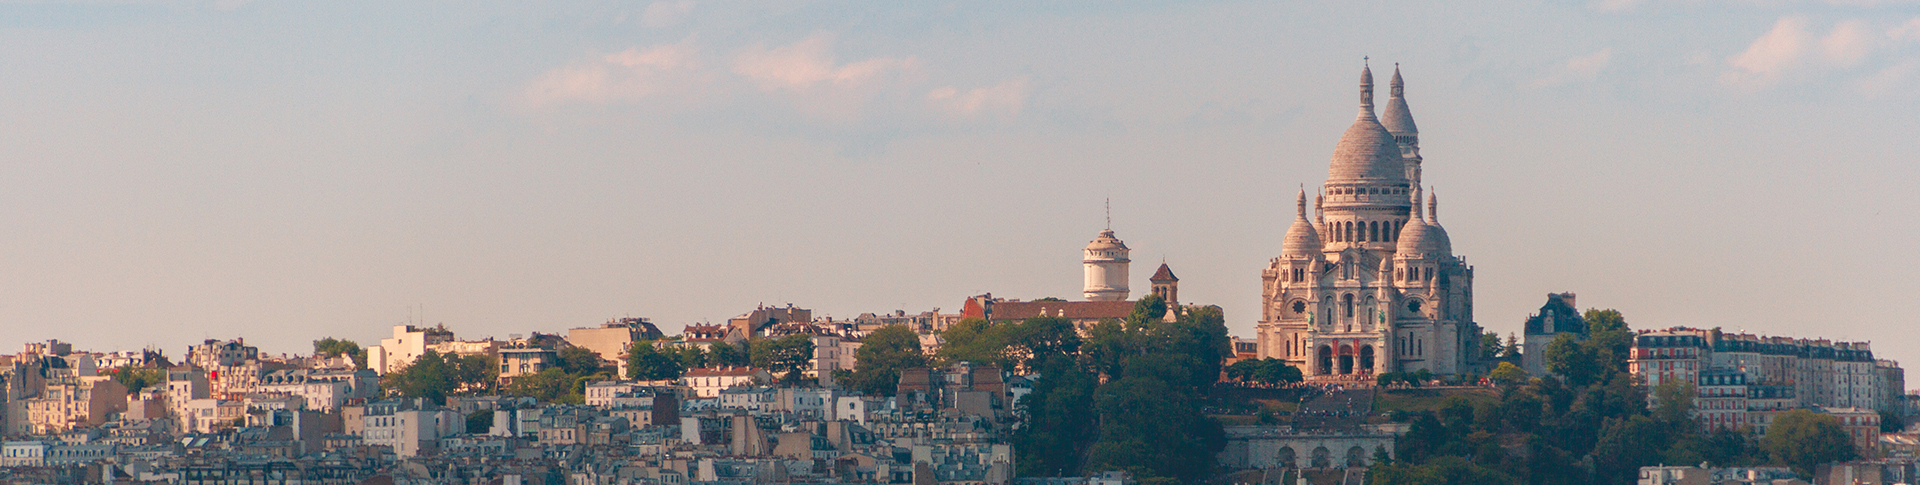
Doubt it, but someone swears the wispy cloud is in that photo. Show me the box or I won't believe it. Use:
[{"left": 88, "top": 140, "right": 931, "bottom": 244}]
[
  {"left": 524, "top": 42, "right": 703, "bottom": 106},
  {"left": 524, "top": 33, "right": 1029, "bottom": 126},
  {"left": 927, "top": 78, "right": 1030, "bottom": 119},
  {"left": 1820, "top": 20, "right": 1874, "bottom": 67},
  {"left": 1891, "top": 18, "right": 1920, "bottom": 42},
  {"left": 1721, "top": 16, "right": 1920, "bottom": 90},
  {"left": 731, "top": 34, "right": 920, "bottom": 92},
  {"left": 1723, "top": 17, "right": 1813, "bottom": 87},
  {"left": 1532, "top": 48, "right": 1613, "bottom": 88}
]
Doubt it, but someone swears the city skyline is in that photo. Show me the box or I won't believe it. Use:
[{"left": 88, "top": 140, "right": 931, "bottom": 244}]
[{"left": 4, "top": 1, "right": 1920, "bottom": 367}]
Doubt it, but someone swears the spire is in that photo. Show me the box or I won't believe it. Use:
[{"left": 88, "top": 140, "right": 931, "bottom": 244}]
[
  {"left": 1411, "top": 186, "right": 1425, "bottom": 222},
  {"left": 1359, "top": 60, "right": 1376, "bottom": 116},
  {"left": 1104, "top": 198, "right": 1111, "bottom": 231},
  {"left": 1314, "top": 192, "right": 1325, "bottom": 224},
  {"left": 1428, "top": 189, "right": 1439, "bottom": 223},
  {"left": 1391, "top": 63, "right": 1404, "bottom": 98},
  {"left": 1296, "top": 187, "right": 1308, "bottom": 219}
]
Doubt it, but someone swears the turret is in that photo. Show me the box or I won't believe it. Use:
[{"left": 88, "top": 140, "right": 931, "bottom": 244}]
[{"left": 1083, "top": 229, "right": 1131, "bottom": 301}]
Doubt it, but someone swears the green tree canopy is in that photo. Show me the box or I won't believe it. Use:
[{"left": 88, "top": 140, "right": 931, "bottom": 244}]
[
  {"left": 556, "top": 346, "right": 607, "bottom": 375},
  {"left": 107, "top": 366, "right": 166, "bottom": 394},
  {"left": 750, "top": 334, "right": 815, "bottom": 383},
  {"left": 849, "top": 325, "right": 927, "bottom": 396},
  {"left": 313, "top": 337, "right": 368, "bottom": 369},
  {"left": 626, "top": 340, "right": 684, "bottom": 380},
  {"left": 1488, "top": 362, "right": 1528, "bottom": 388},
  {"left": 1763, "top": 409, "right": 1858, "bottom": 476},
  {"left": 707, "top": 341, "right": 751, "bottom": 367}
]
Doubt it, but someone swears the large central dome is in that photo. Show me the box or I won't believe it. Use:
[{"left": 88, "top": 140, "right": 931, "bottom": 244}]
[
  {"left": 1329, "top": 118, "right": 1408, "bottom": 183},
  {"left": 1327, "top": 65, "right": 1411, "bottom": 184}
]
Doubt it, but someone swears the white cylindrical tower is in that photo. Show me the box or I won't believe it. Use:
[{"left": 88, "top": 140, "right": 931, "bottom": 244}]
[{"left": 1083, "top": 229, "right": 1131, "bottom": 301}]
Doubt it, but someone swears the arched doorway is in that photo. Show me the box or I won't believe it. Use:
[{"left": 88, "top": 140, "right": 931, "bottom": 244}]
[
  {"left": 1317, "top": 345, "right": 1333, "bottom": 375},
  {"left": 1311, "top": 446, "right": 1332, "bottom": 468},
  {"left": 1359, "top": 345, "right": 1375, "bottom": 374},
  {"left": 1277, "top": 446, "right": 1296, "bottom": 468},
  {"left": 1346, "top": 446, "right": 1367, "bottom": 467},
  {"left": 1338, "top": 344, "right": 1354, "bottom": 375}
]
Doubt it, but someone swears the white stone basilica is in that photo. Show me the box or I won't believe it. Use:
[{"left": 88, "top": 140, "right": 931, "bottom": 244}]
[{"left": 1256, "top": 64, "right": 1483, "bottom": 379}]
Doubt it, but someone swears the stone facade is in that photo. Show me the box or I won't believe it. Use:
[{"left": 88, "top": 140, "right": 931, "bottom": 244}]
[
  {"left": 1216, "top": 425, "right": 1397, "bottom": 469},
  {"left": 1257, "top": 65, "right": 1482, "bottom": 379}
]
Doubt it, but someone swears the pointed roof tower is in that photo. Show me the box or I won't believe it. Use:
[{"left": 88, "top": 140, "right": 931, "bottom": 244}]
[
  {"left": 1381, "top": 64, "right": 1419, "bottom": 137},
  {"left": 1150, "top": 263, "right": 1178, "bottom": 283}
]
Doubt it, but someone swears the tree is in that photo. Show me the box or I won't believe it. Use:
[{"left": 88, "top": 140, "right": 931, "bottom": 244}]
[
  {"left": 626, "top": 341, "right": 684, "bottom": 380},
  {"left": 1226, "top": 359, "right": 1262, "bottom": 382},
  {"left": 466, "top": 410, "right": 492, "bottom": 434},
  {"left": 1650, "top": 379, "right": 1697, "bottom": 425},
  {"left": 848, "top": 325, "right": 927, "bottom": 396},
  {"left": 1013, "top": 353, "right": 1099, "bottom": 477},
  {"left": 383, "top": 350, "right": 456, "bottom": 404},
  {"left": 1501, "top": 334, "right": 1521, "bottom": 358},
  {"left": 707, "top": 341, "right": 750, "bottom": 367},
  {"left": 1882, "top": 410, "right": 1906, "bottom": 433},
  {"left": 1078, "top": 296, "right": 1229, "bottom": 482},
  {"left": 1763, "top": 409, "right": 1858, "bottom": 476},
  {"left": 383, "top": 350, "right": 495, "bottom": 403},
  {"left": 1249, "top": 358, "right": 1303, "bottom": 385},
  {"left": 1006, "top": 316, "right": 1082, "bottom": 371},
  {"left": 750, "top": 334, "right": 815, "bottom": 383},
  {"left": 1084, "top": 375, "right": 1225, "bottom": 482},
  {"left": 557, "top": 346, "right": 607, "bottom": 375},
  {"left": 107, "top": 366, "right": 165, "bottom": 394},
  {"left": 670, "top": 345, "right": 709, "bottom": 370},
  {"left": 937, "top": 318, "right": 1014, "bottom": 369},
  {"left": 1543, "top": 334, "right": 1596, "bottom": 387},
  {"left": 1488, "top": 362, "right": 1528, "bottom": 388},
  {"left": 504, "top": 368, "right": 578, "bottom": 403},
  {"left": 1480, "top": 333, "right": 1504, "bottom": 359},
  {"left": 313, "top": 337, "right": 368, "bottom": 369}
]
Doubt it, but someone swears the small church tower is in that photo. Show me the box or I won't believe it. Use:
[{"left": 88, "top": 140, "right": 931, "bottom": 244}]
[{"left": 1150, "top": 263, "right": 1179, "bottom": 308}]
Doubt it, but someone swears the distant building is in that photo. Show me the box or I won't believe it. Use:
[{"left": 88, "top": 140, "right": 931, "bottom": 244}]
[
  {"left": 1521, "top": 293, "right": 1586, "bottom": 376},
  {"left": 567, "top": 317, "right": 666, "bottom": 376},
  {"left": 1637, "top": 465, "right": 1804, "bottom": 485},
  {"left": 680, "top": 367, "right": 770, "bottom": 398},
  {"left": 1630, "top": 326, "right": 1905, "bottom": 432},
  {"left": 365, "top": 324, "right": 502, "bottom": 376},
  {"left": 727, "top": 304, "right": 811, "bottom": 339},
  {"left": 960, "top": 229, "right": 1188, "bottom": 336}
]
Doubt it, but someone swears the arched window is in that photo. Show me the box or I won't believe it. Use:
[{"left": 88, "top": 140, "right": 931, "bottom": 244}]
[
  {"left": 1369, "top": 221, "right": 1379, "bottom": 242},
  {"left": 1342, "top": 294, "right": 1355, "bottom": 318}
]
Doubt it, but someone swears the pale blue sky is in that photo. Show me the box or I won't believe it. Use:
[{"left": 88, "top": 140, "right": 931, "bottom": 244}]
[{"left": 4, "top": 1, "right": 1918, "bottom": 368}]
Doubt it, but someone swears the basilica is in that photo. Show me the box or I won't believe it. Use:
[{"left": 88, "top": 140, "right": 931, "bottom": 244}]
[{"left": 1256, "top": 64, "right": 1484, "bottom": 379}]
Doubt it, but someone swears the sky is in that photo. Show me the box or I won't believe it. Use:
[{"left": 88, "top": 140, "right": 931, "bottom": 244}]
[{"left": 2, "top": 0, "right": 1919, "bottom": 369}]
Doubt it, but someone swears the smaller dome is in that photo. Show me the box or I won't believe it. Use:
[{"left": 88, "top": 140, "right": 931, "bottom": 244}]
[
  {"left": 1282, "top": 218, "right": 1323, "bottom": 256},
  {"left": 1085, "top": 229, "right": 1129, "bottom": 252},
  {"left": 1281, "top": 189, "right": 1322, "bottom": 256},
  {"left": 1395, "top": 220, "right": 1452, "bottom": 258}
]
